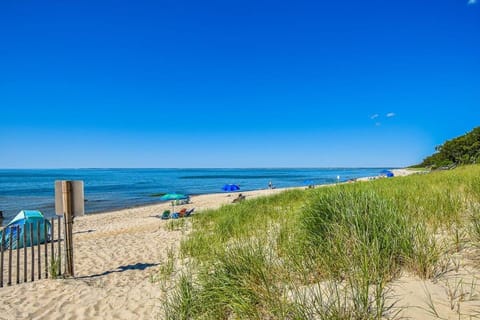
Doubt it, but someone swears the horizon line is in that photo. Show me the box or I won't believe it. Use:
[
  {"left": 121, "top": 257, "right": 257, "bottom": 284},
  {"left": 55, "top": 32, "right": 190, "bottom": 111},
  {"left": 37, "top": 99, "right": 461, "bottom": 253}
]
[{"left": 0, "top": 166, "right": 406, "bottom": 170}]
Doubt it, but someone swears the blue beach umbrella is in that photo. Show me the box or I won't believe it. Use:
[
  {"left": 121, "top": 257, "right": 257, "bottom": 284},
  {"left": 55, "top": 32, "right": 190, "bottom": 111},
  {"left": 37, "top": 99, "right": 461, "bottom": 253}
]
[
  {"left": 380, "top": 170, "right": 394, "bottom": 178},
  {"left": 304, "top": 179, "right": 315, "bottom": 188},
  {"left": 222, "top": 184, "right": 240, "bottom": 192}
]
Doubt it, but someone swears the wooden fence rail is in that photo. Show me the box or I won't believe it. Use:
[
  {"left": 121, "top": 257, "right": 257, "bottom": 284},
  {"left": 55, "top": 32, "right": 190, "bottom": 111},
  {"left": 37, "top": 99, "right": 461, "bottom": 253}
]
[{"left": 0, "top": 216, "right": 64, "bottom": 287}]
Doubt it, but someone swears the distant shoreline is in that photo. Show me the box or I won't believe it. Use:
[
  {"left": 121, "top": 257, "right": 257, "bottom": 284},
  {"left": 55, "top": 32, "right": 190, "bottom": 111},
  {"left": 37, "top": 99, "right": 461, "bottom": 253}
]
[
  {"left": 0, "top": 167, "right": 408, "bottom": 222},
  {"left": 87, "top": 167, "right": 418, "bottom": 216}
]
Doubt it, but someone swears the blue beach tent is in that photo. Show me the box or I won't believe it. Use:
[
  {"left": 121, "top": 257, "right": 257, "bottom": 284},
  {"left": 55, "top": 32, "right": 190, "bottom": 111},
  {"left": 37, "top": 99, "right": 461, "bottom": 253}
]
[{"left": 0, "top": 210, "right": 52, "bottom": 249}]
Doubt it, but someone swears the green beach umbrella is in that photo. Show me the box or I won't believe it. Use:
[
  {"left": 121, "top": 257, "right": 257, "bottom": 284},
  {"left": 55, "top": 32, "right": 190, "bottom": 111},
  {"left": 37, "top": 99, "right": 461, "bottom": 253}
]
[
  {"left": 160, "top": 193, "right": 188, "bottom": 213},
  {"left": 159, "top": 193, "right": 188, "bottom": 201}
]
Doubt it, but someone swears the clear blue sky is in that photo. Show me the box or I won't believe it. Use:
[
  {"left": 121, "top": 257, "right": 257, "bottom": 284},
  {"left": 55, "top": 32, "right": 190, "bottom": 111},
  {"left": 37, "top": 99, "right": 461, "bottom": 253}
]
[{"left": 1, "top": 0, "right": 478, "bottom": 168}]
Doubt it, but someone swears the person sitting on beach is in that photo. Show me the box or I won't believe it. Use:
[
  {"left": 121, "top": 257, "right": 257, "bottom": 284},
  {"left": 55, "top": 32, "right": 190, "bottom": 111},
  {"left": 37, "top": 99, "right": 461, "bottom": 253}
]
[{"left": 232, "top": 193, "right": 246, "bottom": 203}]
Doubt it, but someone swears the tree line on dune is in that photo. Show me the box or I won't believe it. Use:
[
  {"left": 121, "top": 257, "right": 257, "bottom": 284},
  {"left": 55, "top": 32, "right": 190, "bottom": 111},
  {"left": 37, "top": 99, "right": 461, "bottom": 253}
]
[{"left": 413, "top": 126, "right": 480, "bottom": 169}]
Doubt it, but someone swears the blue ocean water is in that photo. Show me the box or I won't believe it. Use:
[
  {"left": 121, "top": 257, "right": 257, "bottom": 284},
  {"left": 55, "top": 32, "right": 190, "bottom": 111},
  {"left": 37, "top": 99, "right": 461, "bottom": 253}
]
[{"left": 0, "top": 168, "right": 391, "bottom": 222}]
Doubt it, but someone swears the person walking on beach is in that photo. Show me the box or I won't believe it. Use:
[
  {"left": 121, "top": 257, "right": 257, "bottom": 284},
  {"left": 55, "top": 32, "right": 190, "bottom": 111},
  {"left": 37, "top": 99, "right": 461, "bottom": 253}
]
[{"left": 268, "top": 181, "right": 272, "bottom": 189}]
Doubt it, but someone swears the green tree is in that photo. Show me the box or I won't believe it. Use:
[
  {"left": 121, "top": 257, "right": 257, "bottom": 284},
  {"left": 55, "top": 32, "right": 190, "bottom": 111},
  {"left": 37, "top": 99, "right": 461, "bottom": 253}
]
[{"left": 415, "top": 127, "right": 480, "bottom": 168}]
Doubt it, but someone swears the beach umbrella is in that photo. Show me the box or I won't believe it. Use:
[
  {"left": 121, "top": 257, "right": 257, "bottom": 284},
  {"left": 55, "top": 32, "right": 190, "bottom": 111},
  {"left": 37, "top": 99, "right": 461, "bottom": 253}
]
[
  {"left": 303, "top": 179, "right": 315, "bottom": 188},
  {"left": 380, "top": 170, "right": 394, "bottom": 178},
  {"left": 222, "top": 184, "right": 240, "bottom": 192},
  {"left": 160, "top": 193, "right": 188, "bottom": 213},
  {"left": 159, "top": 193, "right": 188, "bottom": 201}
]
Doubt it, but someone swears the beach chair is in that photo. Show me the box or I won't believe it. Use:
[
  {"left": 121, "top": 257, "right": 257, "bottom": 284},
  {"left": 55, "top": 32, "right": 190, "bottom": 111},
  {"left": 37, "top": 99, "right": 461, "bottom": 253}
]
[
  {"left": 171, "top": 212, "right": 180, "bottom": 219},
  {"left": 178, "top": 208, "right": 187, "bottom": 218},
  {"left": 160, "top": 210, "right": 171, "bottom": 220},
  {"left": 185, "top": 208, "right": 195, "bottom": 217}
]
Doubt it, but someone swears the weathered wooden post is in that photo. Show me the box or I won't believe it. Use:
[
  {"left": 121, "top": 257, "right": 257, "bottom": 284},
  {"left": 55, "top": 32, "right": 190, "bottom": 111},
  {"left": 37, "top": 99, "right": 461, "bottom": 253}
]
[
  {"left": 44, "top": 222, "right": 48, "bottom": 279},
  {"left": 57, "top": 217, "right": 61, "bottom": 275},
  {"left": 23, "top": 223, "right": 27, "bottom": 283},
  {"left": 50, "top": 217, "right": 54, "bottom": 261},
  {"left": 55, "top": 180, "right": 84, "bottom": 278},
  {"left": 30, "top": 224, "right": 34, "bottom": 281},
  {"left": 8, "top": 229, "right": 12, "bottom": 285},
  {"left": 50, "top": 217, "right": 54, "bottom": 278},
  {"left": 16, "top": 226, "right": 20, "bottom": 284},
  {"left": 1, "top": 230, "right": 4, "bottom": 287},
  {"left": 62, "top": 181, "right": 74, "bottom": 277},
  {"left": 37, "top": 221, "right": 41, "bottom": 279}
]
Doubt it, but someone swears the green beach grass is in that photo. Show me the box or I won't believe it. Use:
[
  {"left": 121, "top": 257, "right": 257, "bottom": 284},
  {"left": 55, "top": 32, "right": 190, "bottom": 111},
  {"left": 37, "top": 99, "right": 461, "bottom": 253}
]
[{"left": 160, "top": 165, "right": 480, "bottom": 319}]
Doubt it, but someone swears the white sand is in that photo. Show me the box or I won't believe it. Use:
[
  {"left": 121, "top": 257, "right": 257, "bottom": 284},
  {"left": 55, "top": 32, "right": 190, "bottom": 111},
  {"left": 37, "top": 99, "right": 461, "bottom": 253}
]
[
  {"left": 0, "top": 188, "right": 285, "bottom": 320},
  {"left": 1, "top": 169, "right": 478, "bottom": 319}
]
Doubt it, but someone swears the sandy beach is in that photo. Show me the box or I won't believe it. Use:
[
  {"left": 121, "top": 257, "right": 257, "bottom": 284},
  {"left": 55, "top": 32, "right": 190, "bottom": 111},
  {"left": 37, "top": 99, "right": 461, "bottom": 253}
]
[
  {"left": 1, "top": 169, "right": 478, "bottom": 319},
  {"left": 0, "top": 186, "right": 293, "bottom": 320}
]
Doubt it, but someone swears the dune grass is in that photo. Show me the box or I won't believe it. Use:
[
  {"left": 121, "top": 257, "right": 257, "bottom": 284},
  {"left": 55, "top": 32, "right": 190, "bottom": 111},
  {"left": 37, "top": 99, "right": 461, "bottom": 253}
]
[{"left": 162, "top": 165, "right": 480, "bottom": 319}]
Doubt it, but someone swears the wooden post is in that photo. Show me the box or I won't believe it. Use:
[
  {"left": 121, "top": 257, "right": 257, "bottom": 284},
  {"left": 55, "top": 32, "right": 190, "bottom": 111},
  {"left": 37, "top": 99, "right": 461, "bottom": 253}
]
[
  {"left": 44, "top": 222, "right": 48, "bottom": 279},
  {"left": 8, "top": 228, "right": 12, "bottom": 286},
  {"left": 50, "top": 218, "right": 54, "bottom": 263},
  {"left": 37, "top": 221, "right": 41, "bottom": 280},
  {"left": 57, "top": 217, "right": 61, "bottom": 276},
  {"left": 1, "top": 229, "right": 4, "bottom": 287},
  {"left": 16, "top": 226, "right": 20, "bottom": 284},
  {"left": 23, "top": 223, "right": 27, "bottom": 283},
  {"left": 30, "top": 223, "right": 34, "bottom": 282},
  {"left": 62, "top": 181, "right": 74, "bottom": 277}
]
